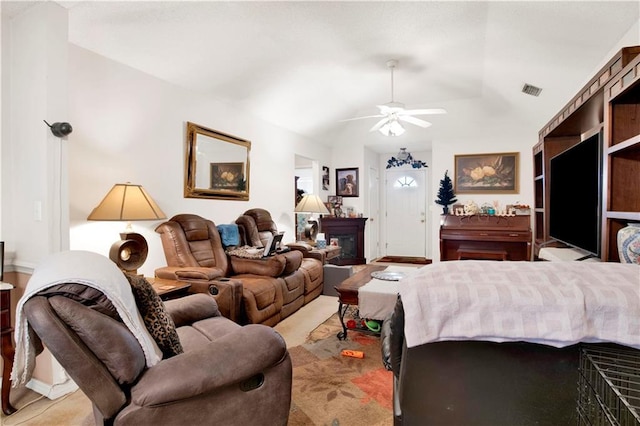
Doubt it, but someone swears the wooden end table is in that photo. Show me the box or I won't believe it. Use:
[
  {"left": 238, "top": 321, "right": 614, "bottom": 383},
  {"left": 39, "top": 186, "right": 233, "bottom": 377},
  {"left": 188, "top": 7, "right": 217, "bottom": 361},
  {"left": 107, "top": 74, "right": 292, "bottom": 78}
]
[{"left": 146, "top": 277, "right": 191, "bottom": 301}]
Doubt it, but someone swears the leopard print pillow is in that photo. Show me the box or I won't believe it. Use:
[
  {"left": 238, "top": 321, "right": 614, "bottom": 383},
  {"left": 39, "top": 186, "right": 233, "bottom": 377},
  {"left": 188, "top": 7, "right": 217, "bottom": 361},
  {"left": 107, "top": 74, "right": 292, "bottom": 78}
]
[{"left": 125, "top": 274, "right": 183, "bottom": 358}]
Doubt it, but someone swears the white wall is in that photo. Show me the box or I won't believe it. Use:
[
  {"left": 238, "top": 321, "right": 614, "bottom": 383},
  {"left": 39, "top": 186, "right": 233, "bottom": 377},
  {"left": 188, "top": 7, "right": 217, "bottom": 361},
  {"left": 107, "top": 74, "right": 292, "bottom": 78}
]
[
  {"left": 67, "top": 45, "right": 332, "bottom": 276},
  {"left": 2, "top": 2, "right": 70, "bottom": 271}
]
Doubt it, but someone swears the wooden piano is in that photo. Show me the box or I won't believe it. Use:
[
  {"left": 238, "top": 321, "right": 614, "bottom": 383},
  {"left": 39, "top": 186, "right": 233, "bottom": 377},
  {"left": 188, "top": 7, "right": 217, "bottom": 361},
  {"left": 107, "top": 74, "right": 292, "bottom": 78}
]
[{"left": 439, "top": 214, "right": 532, "bottom": 261}]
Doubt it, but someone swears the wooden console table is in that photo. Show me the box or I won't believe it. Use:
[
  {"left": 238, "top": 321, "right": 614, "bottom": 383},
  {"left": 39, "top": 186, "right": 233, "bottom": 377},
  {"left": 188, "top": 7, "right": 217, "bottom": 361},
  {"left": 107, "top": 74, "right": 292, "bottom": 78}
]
[{"left": 440, "top": 214, "right": 532, "bottom": 261}]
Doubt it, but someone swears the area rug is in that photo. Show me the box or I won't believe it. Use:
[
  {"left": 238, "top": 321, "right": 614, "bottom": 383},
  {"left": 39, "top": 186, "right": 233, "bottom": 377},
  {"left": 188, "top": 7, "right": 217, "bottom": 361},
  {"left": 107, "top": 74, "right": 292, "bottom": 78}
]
[
  {"left": 288, "top": 313, "right": 393, "bottom": 426},
  {"left": 374, "top": 256, "right": 432, "bottom": 265}
]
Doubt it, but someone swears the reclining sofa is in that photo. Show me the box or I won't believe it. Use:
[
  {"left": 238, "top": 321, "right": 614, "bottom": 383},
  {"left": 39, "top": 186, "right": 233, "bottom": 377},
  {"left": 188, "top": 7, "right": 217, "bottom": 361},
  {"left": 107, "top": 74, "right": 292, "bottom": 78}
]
[{"left": 155, "top": 213, "right": 323, "bottom": 326}]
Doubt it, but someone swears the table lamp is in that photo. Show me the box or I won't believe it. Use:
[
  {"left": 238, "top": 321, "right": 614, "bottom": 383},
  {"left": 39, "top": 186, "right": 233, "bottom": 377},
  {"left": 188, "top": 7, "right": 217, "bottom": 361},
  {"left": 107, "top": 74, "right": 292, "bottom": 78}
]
[
  {"left": 87, "top": 183, "right": 166, "bottom": 275},
  {"left": 294, "top": 194, "right": 330, "bottom": 241}
]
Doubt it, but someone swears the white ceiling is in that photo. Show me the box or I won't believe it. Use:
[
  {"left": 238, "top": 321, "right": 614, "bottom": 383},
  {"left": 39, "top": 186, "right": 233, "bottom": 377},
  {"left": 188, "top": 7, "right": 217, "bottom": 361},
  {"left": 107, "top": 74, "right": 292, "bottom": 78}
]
[{"left": 3, "top": 1, "right": 639, "bottom": 153}]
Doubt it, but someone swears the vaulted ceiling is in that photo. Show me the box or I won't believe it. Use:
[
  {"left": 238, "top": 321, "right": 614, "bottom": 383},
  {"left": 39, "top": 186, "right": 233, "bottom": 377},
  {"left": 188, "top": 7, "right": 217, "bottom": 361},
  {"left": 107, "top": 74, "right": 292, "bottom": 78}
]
[{"left": 3, "top": 1, "right": 639, "bottom": 153}]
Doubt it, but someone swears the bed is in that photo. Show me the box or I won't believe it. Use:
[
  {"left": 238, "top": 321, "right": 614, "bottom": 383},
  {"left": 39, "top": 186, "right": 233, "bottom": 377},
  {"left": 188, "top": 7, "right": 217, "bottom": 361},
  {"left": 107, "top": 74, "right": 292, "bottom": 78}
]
[{"left": 383, "top": 260, "right": 640, "bottom": 425}]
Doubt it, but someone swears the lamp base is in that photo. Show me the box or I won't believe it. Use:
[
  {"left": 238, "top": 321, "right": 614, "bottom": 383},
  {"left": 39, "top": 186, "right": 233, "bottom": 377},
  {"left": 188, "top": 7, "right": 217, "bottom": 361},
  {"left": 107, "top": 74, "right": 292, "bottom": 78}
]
[
  {"left": 109, "top": 232, "right": 148, "bottom": 276},
  {"left": 304, "top": 220, "right": 319, "bottom": 241}
]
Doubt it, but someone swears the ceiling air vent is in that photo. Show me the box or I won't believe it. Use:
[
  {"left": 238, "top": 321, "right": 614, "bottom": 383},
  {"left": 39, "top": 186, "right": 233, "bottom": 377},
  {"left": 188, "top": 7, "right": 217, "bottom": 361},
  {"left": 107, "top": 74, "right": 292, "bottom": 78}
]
[{"left": 522, "top": 83, "right": 542, "bottom": 97}]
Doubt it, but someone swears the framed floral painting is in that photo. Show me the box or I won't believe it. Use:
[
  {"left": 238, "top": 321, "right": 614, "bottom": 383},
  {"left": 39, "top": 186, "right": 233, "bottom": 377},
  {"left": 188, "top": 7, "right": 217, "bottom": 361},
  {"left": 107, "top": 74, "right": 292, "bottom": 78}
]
[{"left": 454, "top": 152, "right": 519, "bottom": 194}]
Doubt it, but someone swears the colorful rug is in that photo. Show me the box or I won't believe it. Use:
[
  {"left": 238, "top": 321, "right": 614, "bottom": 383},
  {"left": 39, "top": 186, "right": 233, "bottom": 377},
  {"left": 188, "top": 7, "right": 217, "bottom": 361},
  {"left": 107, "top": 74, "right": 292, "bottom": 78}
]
[
  {"left": 288, "top": 313, "right": 393, "bottom": 426},
  {"left": 374, "top": 256, "right": 432, "bottom": 265}
]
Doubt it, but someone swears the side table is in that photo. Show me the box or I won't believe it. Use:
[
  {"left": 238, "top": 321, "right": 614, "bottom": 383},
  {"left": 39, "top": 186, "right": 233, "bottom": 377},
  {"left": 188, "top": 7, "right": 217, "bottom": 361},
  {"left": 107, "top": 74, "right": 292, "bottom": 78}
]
[
  {"left": 146, "top": 277, "right": 191, "bottom": 301},
  {"left": 1, "top": 282, "right": 16, "bottom": 415}
]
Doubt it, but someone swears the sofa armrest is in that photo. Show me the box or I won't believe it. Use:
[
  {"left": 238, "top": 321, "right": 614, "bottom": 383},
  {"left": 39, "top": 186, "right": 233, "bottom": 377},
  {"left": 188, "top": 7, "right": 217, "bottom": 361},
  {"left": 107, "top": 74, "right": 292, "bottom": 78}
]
[
  {"left": 187, "top": 279, "right": 243, "bottom": 323},
  {"left": 131, "top": 325, "right": 289, "bottom": 405},
  {"left": 164, "top": 294, "right": 221, "bottom": 327},
  {"left": 155, "top": 266, "right": 225, "bottom": 281}
]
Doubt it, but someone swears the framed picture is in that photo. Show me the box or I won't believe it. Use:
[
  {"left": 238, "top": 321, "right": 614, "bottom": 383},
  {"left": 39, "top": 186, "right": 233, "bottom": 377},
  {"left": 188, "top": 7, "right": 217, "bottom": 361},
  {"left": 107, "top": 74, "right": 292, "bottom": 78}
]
[
  {"left": 454, "top": 152, "right": 519, "bottom": 194},
  {"left": 328, "top": 195, "right": 343, "bottom": 205},
  {"left": 335, "top": 168, "right": 359, "bottom": 197},
  {"left": 210, "top": 162, "right": 246, "bottom": 191},
  {"left": 322, "top": 166, "right": 330, "bottom": 190}
]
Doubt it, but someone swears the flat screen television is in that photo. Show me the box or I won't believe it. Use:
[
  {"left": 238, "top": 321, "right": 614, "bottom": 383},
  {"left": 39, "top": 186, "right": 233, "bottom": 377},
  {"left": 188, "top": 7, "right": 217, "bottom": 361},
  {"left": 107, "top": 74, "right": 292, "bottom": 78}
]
[{"left": 549, "top": 132, "right": 602, "bottom": 256}]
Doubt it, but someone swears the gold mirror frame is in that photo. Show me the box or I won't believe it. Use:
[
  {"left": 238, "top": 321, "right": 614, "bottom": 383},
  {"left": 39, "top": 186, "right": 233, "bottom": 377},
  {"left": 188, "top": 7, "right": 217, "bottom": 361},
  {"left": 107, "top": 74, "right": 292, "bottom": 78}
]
[{"left": 184, "top": 122, "right": 251, "bottom": 200}]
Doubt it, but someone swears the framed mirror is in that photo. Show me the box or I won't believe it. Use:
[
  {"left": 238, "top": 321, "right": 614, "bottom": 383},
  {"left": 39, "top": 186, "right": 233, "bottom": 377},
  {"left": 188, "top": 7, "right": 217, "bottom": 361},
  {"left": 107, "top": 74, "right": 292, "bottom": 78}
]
[{"left": 184, "top": 121, "right": 251, "bottom": 200}]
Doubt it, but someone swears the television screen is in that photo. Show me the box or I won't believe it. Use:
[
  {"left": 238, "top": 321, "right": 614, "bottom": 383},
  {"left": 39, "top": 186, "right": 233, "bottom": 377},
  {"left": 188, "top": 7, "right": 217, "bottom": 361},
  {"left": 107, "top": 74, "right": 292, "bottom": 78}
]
[{"left": 549, "top": 133, "right": 602, "bottom": 256}]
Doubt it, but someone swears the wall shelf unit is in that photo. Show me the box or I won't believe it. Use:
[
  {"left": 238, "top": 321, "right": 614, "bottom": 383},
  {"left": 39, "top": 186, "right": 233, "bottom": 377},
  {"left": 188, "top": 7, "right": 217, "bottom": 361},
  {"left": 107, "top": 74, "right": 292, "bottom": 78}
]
[
  {"left": 534, "top": 46, "right": 640, "bottom": 261},
  {"left": 602, "top": 51, "right": 640, "bottom": 261}
]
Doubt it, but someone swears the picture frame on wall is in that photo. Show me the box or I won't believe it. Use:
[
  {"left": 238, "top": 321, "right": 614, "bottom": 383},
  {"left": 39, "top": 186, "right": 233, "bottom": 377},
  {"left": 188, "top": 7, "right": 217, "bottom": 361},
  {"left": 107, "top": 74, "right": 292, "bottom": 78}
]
[
  {"left": 322, "top": 166, "right": 330, "bottom": 190},
  {"left": 454, "top": 152, "right": 519, "bottom": 194},
  {"left": 335, "top": 168, "right": 359, "bottom": 197}
]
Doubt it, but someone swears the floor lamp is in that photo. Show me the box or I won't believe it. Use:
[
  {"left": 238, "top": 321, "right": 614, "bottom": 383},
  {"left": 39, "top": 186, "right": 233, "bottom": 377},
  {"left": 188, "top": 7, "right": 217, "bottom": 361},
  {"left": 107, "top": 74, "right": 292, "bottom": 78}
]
[{"left": 294, "top": 194, "right": 330, "bottom": 242}]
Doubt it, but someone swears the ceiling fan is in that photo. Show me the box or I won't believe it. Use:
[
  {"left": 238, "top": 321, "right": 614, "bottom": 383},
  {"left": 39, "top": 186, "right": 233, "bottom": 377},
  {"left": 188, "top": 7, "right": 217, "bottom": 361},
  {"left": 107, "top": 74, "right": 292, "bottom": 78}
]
[{"left": 342, "top": 59, "right": 446, "bottom": 136}]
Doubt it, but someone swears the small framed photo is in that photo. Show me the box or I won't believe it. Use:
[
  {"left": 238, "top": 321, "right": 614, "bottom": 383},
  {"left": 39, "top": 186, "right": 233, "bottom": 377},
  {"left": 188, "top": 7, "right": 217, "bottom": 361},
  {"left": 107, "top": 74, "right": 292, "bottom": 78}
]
[
  {"left": 328, "top": 195, "right": 343, "bottom": 205},
  {"left": 322, "top": 166, "right": 330, "bottom": 190},
  {"left": 454, "top": 152, "right": 519, "bottom": 194},
  {"left": 335, "top": 168, "right": 359, "bottom": 197}
]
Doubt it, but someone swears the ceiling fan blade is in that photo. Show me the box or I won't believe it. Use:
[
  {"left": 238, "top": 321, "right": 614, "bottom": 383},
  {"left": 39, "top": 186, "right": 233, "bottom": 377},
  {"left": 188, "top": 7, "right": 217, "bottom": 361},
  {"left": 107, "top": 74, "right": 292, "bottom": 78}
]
[
  {"left": 339, "top": 114, "right": 385, "bottom": 123},
  {"left": 399, "top": 115, "right": 432, "bottom": 128},
  {"left": 369, "top": 117, "right": 389, "bottom": 132},
  {"left": 400, "top": 108, "right": 447, "bottom": 116}
]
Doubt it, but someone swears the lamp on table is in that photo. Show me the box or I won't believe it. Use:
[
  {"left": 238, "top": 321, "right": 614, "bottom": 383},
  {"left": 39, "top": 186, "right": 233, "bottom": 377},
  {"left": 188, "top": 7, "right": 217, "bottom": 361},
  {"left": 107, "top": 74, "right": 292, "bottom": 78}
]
[
  {"left": 87, "top": 183, "right": 166, "bottom": 275},
  {"left": 294, "top": 194, "right": 330, "bottom": 242}
]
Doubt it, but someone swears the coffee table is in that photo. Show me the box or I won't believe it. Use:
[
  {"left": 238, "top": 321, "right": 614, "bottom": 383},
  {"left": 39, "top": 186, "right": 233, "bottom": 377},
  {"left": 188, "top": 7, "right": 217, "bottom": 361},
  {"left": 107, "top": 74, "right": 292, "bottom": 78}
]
[{"left": 335, "top": 264, "right": 386, "bottom": 340}]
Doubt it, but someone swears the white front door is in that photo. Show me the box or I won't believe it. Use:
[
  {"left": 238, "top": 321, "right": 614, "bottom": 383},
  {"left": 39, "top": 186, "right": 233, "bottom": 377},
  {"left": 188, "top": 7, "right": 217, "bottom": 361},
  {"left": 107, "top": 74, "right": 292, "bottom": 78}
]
[{"left": 385, "top": 168, "right": 427, "bottom": 257}]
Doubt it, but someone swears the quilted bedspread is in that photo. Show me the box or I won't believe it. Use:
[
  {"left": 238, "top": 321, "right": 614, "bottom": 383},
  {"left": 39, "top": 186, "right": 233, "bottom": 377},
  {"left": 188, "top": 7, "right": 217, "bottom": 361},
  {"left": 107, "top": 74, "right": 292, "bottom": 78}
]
[{"left": 398, "top": 260, "right": 640, "bottom": 349}]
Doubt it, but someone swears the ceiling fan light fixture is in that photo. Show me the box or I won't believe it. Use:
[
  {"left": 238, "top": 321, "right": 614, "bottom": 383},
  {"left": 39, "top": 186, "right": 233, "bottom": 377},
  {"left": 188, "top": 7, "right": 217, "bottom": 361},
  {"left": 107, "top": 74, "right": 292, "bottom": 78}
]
[{"left": 379, "top": 119, "right": 405, "bottom": 136}]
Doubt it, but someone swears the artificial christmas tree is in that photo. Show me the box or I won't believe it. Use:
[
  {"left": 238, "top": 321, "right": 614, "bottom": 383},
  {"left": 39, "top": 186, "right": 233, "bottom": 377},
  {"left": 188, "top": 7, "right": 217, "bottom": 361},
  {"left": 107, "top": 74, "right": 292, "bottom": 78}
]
[{"left": 435, "top": 170, "right": 458, "bottom": 214}]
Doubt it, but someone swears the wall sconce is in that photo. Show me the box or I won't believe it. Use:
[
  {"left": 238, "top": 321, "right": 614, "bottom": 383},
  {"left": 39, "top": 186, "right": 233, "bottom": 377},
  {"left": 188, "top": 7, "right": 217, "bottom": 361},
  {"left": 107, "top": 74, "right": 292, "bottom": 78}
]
[{"left": 87, "top": 183, "right": 166, "bottom": 275}]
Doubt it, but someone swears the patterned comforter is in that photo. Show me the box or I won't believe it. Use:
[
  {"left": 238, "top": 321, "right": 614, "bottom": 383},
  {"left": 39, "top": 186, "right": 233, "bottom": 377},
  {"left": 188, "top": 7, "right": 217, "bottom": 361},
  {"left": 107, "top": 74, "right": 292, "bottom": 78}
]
[{"left": 398, "top": 260, "right": 640, "bottom": 349}]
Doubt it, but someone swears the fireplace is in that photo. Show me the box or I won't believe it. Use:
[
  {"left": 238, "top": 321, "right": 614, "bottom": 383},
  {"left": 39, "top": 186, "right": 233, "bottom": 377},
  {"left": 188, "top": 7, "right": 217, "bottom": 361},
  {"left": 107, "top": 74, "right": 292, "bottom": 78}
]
[{"left": 319, "top": 217, "right": 367, "bottom": 265}]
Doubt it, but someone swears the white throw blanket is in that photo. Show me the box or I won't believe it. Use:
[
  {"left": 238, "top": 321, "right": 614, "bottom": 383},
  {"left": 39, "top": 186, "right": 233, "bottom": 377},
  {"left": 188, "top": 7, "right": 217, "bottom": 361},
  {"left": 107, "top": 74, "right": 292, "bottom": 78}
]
[
  {"left": 399, "top": 261, "right": 640, "bottom": 349},
  {"left": 11, "top": 250, "right": 162, "bottom": 386},
  {"left": 358, "top": 265, "right": 421, "bottom": 320}
]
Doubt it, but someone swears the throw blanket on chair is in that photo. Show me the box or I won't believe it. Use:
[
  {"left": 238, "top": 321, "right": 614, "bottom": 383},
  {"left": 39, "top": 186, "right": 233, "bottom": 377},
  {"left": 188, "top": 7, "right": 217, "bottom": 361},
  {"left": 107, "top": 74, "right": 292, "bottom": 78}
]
[
  {"left": 217, "top": 224, "right": 240, "bottom": 247},
  {"left": 11, "top": 250, "right": 162, "bottom": 386}
]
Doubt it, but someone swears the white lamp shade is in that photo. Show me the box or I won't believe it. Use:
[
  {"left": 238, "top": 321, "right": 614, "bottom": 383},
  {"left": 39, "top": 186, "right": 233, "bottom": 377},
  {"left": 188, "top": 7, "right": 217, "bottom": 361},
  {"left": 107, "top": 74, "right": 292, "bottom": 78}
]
[
  {"left": 294, "top": 194, "right": 330, "bottom": 215},
  {"left": 87, "top": 183, "right": 166, "bottom": 221}
]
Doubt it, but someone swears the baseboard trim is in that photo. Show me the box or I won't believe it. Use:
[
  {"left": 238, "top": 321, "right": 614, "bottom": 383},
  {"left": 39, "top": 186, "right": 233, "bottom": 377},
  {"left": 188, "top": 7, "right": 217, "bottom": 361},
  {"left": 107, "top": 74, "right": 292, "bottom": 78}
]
[{"left": 27, "top": 377, "right": 78, "bottom": 400}]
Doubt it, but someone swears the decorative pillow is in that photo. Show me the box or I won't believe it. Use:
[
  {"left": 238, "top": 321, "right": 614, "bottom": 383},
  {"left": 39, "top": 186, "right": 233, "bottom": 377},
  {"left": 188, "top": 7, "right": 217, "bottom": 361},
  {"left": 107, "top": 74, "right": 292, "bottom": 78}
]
[{"left": 125, "top": 274, "right": 183, "bottom": 358}]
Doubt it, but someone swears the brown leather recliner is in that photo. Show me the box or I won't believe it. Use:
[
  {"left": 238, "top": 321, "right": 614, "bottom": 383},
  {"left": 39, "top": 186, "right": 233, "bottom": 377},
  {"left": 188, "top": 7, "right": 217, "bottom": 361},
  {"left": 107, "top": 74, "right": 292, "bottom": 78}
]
[
  {"left": 155, "top": 214, "right": 307, "bottom": 325},
  {"left": 24, "top": 285, "right": 292, "bottom": 425},
  {"left": 236, "top": 208, "right": 325, "bottom": 303}
]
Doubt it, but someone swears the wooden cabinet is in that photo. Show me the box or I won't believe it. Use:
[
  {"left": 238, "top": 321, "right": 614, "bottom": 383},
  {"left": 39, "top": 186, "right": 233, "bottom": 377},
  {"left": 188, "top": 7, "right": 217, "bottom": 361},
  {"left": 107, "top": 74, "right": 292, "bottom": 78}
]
[
  {"left": 534, "top": 46, "right": 640, "bottom": 260},
  {"left": 439, "top": 214, "right": 532, "bottom": 261},
  {"left": 319, "top": 217, "right": 367, "bottom": 265},
  {"left": 1, "top": 285, "right": 16, "bottom": 415},
  {"left": 602, "top": 53, "right": 640, "bottom": 261}
]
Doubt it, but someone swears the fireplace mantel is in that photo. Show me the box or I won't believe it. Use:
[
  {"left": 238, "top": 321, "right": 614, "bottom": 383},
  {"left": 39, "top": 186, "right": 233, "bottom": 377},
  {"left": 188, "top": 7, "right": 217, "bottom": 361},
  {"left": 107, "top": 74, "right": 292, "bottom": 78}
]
[{"left": 319, "top": 217, "right": 367, "bottom": 265}]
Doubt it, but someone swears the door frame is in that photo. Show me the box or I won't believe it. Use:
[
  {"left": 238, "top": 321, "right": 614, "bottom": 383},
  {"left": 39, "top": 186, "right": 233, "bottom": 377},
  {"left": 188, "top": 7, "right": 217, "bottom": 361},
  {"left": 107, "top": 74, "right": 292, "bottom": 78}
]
[{"left": 379, "top": 151, "right": 432, "bottom": 259}]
